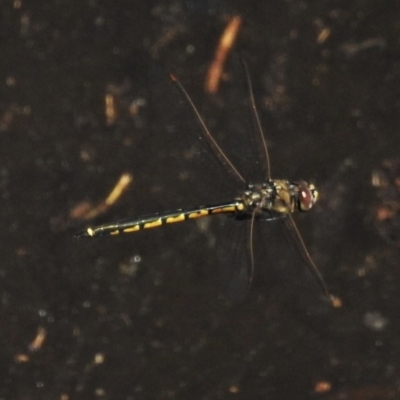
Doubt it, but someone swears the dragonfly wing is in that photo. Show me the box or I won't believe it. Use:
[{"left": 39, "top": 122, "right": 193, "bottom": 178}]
[
  {"left": 124, "top": 58, "right": 240, "bottom": 214},
  {"left": 202, "top": 54, "right": 271, "bottom": 183},
  {"left": 254, "top": 215, "right": 331, "bottom": 308},
  {"left": 197, "top": 214, "right": 253, "bottom": 303}
]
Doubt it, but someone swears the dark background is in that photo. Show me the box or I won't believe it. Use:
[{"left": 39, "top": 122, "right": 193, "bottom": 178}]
[{"left": 1, "top": 1, "right": 400, "bottom": 399}]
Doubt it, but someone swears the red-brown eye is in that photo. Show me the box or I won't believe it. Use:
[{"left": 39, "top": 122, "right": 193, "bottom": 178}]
[{"left": 298, "top": 181, "right": 317, "bottom": 211}]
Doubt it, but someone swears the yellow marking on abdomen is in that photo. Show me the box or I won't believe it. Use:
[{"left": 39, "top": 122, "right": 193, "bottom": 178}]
[
  {"left": 123, "top": 225, "right": 140, "bottom": 233},
  {"left": 236, "top": 203, "right": 245, "bottom": 211},
  {"left": 211, "top": 205, "right": 236, "bottom": 214},
  {"left": 188, "top": 209, "right": 209, "bottom": 219},
  {"left": 144, "top": 218, "right": 163, "bottom": 229},
  {"left": 166, "top": 214, "right": 186, "bottom": 223},
  {"left": 109, "top": 230, "right": 120, "bottom": 236}
]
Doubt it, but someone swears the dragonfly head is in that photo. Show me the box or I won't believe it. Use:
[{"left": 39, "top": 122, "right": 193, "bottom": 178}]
[{"left": 297, "top": 181, "right": 319, "bottom": 212}]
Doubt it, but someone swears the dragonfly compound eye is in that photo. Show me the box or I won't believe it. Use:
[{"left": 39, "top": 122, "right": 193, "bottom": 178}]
[{"left": 298, "top": 182, "right": 318, "bottom": 211}]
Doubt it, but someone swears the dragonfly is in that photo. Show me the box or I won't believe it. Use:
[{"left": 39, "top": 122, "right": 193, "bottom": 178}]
[{"left": 76, "top": 61, "right": 337, "bottom": 307}]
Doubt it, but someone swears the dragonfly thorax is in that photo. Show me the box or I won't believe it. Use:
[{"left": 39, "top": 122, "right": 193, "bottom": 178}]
[{"left": 239, "top": 179, "right": 318, "bottom": 217}]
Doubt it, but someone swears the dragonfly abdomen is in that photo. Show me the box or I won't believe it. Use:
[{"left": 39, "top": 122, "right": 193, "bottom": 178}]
[{"left": 76, "top": 201, "right": 245, "bottom": 238}]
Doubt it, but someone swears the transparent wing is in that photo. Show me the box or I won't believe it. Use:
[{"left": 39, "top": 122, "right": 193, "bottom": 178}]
[
  {"left": 200, "top": 54, "right": 271, "bottom": 183},
  {"left": 254, "top": 214, "right": 333, "bottom": 310},
  {"left": 198, "top": 213, "right": 252, "bottom": 303},
  {"left": 196, "top": 207, "right": 331, "bottom": 306},
  {"left": 124, "top": 57, "right": 243, "bottom": 215}
]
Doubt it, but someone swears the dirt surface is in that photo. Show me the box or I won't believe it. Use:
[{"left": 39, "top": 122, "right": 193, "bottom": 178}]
[{"left": 1, "top": 1, "right": 400, "bottom": 399}]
